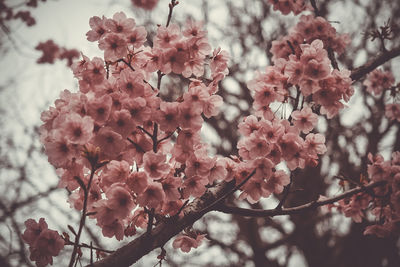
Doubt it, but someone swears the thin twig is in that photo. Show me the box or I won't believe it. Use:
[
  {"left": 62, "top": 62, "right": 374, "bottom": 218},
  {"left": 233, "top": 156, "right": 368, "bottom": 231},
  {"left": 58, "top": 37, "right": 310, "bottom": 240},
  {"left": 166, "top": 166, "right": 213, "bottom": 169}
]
[
  {"left": 166, "top": 0, "right": 178, "bottom": 27},
  {"left": 137, "top": 126, "right": 153, "bottom": 138},
  {"left": 68, "top": 166, "right": 97, "bottom": 267},
  {"left": 275, "top": 172, "right": 294, "bottom": 210},
  {"left": 127, "top": 137, "right": 145, "bottom": 153},
  {"left": 215, "top": 181, "right": 386, "bottom": 217},
  {"left": 157, "top": 130, "right": 177, "bottom": 145},
  {"left": 310, "top": 0, "right": 320, "bottom": 16}
]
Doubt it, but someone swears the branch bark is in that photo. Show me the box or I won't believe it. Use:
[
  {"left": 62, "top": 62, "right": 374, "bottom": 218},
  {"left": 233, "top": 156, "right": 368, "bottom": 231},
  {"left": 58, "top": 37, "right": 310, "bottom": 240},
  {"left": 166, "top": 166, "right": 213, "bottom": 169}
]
[
  {"left": 89, "top": 179, "right": 386, "bottom": 267},
  {"left": 350, "top": 46, "right": 400, "bottom": 81},
  {"left": 89, "top": 181, "right": 236, "bottom": 267},
  {"left": 214, "top": 181, "right": 386, "bottom": 217}
]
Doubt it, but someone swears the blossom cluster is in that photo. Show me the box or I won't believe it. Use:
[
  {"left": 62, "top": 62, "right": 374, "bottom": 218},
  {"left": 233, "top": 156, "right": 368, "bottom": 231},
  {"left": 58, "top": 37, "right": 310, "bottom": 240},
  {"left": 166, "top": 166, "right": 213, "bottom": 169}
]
[
  {"left": 35, "top": 40, "right": 80, "bottom": 66},
  {"left": 21, "top": 218, "right": 64, "bottom": 267},
  {"left": 363, "top": 68, "right": 400, "bottom": 122},
  {"left": 332, "top": 152, "right": 400, "bottom": 237},
  {"left": 252, "top": 39, "right": 354, "bottom": 118},
  {"left": 267, "top": 0, "right": 309, "bottom": 15},
  {"left": 236, "top": 111, "right": 325, "bottom": 202},
  {"left": 271, "top": 15, "right": 350, "bottom": 61},
  {"left": 131, "top": 0, "right": 159, "bottom": 10},
  {"left": 38, "top": 11, "right": 229, "bottom": 253},
  {"left": 0, "top": 0, "right": 46, "bottom": 27},
  {"left": 172, "top": 232, "right": 206, "bottom": 253}
]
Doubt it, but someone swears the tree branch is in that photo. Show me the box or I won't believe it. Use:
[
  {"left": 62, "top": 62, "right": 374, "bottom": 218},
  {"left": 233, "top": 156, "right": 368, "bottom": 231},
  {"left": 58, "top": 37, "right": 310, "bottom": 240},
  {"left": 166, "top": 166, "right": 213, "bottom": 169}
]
[
  {"left": 350, "top": 46, "right": 400, "bottom": 81},
  {"left": 214, "top": 181, "right": 386, "bottom": 217},
  {"left": 89, "top": 181, "right": 237, "bottom": 267}
]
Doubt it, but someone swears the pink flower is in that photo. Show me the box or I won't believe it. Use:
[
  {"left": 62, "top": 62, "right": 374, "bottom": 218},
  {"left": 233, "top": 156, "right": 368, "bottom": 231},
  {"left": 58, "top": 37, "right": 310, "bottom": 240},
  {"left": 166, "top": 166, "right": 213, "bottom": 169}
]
[
  {"left": 108, "top": 109, "right": 136, "bottom": 138},
  {"left": 176, "top": 129, "right": 201, "bottom": 150},
  {"left": 100, "top": 219, "right": 125, "bottom": 240},
  {"left": 161, "top": 47, "right": 187, "bottom": 74},
  {"left": 183, "top": 84, "right": 209, "bottom": 112},
  {"left": 126, "top": 26, "right": 147, "bottom": 49},
  {"left": 261, "top": 120, "right": 284, "bottom": 143},
  {"left": 185, "top": 150, "right": 214, "bottom": 178},
  {"left": 305, "top": 133, "right": 327, "bottom": 155},
  {"left": 83, "top": 57, "right": 105, "bottom": 85},
  {"left": 61, "top": 113, "right": 94, "bottom": 145},
  {"left": 210, "top": 47, "right": 229, "bottom": 76},
  {"left": 278, "top": 132, "right": 303, "bottom": 161},
  {"left": 385, "top": 104, "right": 400, "bottom": 122},
  {"left": 106, "top": 184, "right": 135, "bottom": 219},
  {"left": 245, "top": 132, "right": 271, "bottom": 159},
  {"left": 44, "top": 133, "right": 79, "bottom": 168},
  {"left": 183, "top": 20, "right": 207, "bottom": 39},
  {"left": 154, "top": 24, "right": 181, "bottom": 48},
  {"left": 161, "top": 176, "right": 181, "bottom": 201},
  {"left": 203, "top": 95, "right": 223, "bottom": 118},
  {"left": 118, "top": 69, "right": 145, "bottom": 98},
  {"left": 291, "top": 106, "right": 318, "bottom": 134},
  {"left": 87, "top": 16, "right": 107, "bottom": 42},
  {"left": 100, "top": 160, "right": 130, "bottom": 189},
  {"left": 94, "top": 127, "right": 126, "bottom": 158},
  {"left": 122, "top": 97, "right": 151, "bottom": 125},
  {"left": 178, "top": 103, "right": 203, "bottom": 131},
  {"left": 22, "top": 218, "right": 48, "bottom": 246},
  {"left": 98, "top": 33, "right": 127, "bottom": 61},
  {"left": 182, "top": 57, "right": 204, "bottom": 78},
  {"left": 252, "top": 157, "right": 274, "bottom": 179},
  {"left": 183, "top": 175, "right": 208, "bottom": 198},
  {"left": 364, "top": 69, "right": 395, "bottom": 95},
  {"left": 127, "top": 171, "right": 149, "bottom": 194},
  {"left": 241, "top": 178, "right": 271, "bottom": 203},
  {"left": 137, "top": 182, "right": 166, "bottom": 209},
  {"left": 87, "top": 95, "right": 112, "bottom": 125},
  {"left": 285, "top": 57, "right": 304, "bottom": 84},
  {"left": 144, "top": 48, "right": 163, "bottom": 72},
  {"left": 208, "top": 159, "right": 228, "bottom": 183},
  {"left": 238, "top": 115, "right": 262, "bottom": 136},
  {"left": 173, "top": 233, "right": 206, "bottom": 253},
  {"left": 154, "top": 102, "right": 179, "bottom": 132},
  {"left": 105, "top": 12, "right": 135, "bottom": 35},
  {"left": 264, "top": 170, "right": 290, "bottom": 194},
  {"left": 22, "top": 218, "right": 64, "bottom": 267},
  {"left": 143, "top": 151, "right": 170, "bottom": 179},
  {"left": 33, "top": 229, "right": 64, "bottom": 256}
]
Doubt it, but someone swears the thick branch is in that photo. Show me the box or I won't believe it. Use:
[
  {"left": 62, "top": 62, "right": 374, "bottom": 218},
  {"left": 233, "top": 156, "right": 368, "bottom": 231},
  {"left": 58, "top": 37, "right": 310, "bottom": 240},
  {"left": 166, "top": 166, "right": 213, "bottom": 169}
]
[
  {"left": 89, "top": 181, "right": 236, "bottom": 267},
  {"left": 350, "top": 46, "right": 400, "bottom": 81},
  {"left": 214, "top": 181, "right": 386, "bottom": 217}
]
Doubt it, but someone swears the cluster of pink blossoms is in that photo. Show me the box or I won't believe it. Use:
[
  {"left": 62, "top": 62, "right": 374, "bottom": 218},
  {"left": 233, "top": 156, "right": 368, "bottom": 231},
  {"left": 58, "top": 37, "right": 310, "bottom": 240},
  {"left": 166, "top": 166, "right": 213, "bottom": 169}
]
[
  {"left": 35, "top": 40, "right": 80, "bottom": 66},
  {"left": 267, "top": 0, "right": 309, "bottom": 15},
  {"left": 271, "top": 15, "right": 350, "bottom": 61},
  {"left": 37, "top": 11, "right": 231, "bottom": 253},
  {"left": 330, "top": 152, "right": 400, "bottom": 237},
  {"left": 236, "top": 109, "right": 325, "bottom": 202},
  {"left": 21, "top": 218, "right": 64, "bottom": 267},
  {"left": 131, "top": 0, "right": 159, "bottom": 10},
  {"left": 363, "top": 69, "right": 400, "bottom": 122},
  {"left": 252, "top": 39, "right": 353, "bottom": 118}
]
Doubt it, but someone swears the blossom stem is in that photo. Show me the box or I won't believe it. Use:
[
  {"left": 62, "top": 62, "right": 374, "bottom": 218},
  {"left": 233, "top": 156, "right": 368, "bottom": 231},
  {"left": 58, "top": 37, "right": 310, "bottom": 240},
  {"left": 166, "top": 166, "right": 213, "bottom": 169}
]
[
  {"left": 68, "top": 166, "right": 97, "bottom": 267},
  {"left": 309, "top": 0, "right": 321, "bottom": 17},
  {"left": 166, "top": 0, "right": 178, "bottom": 27},
  {"left": 275, "top": 172, "right": 294, "bottom": 210}
]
